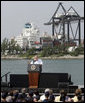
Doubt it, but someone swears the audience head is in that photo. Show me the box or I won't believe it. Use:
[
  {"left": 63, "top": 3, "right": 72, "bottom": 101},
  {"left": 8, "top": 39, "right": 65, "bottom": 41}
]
[
  {"left": 6, "top": 96, "right": 13, "bottom": 102},
  {"left": 45, "top": 88, "right": 50, "bottom": 93},
  {"left": 45, "top": 91, "right": 49, "bottom": 98},
  {"left": 75, "top": 88, "right": 82, "bottom": 96},
  {"left": 33, "top": 96, "right": 39, "bottom": 102},
  {"left": 34, "top": 89, "right": 39, "bottom": 95},
  {"left": 2, "top": 92, "right": 7, "bottom": 99},
  {"left": 60, "top": 89, "right": 67, "bottom": 102},
  {"left": 29, "top": 90, "right": 33, "bottom": 97},
  {"left": 21, "top": 88, "right": 26, "bottom": 94}
]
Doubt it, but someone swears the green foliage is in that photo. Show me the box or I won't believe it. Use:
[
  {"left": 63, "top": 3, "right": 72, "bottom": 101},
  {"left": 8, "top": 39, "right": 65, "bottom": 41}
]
[
  {"left": 15, "top": 44, "right": 22, "bottom": 54},
  {"left": 40, "top": 47, "right": 53, "bottom": 57},
  {"left": 40, "top": 45, "right": 69, "bottom": 57},
  {"left": 75, "top": 46, "right": 84, "bottom": 54},
  {"left": 1, "top": 38, "right": 22, "bottom": 55},
  {"left": 57, "top": 53, "right": 64, "bottom": 57},
  {"left": 8, "top": 39, "right": 16, "bottom": 54},
  {"left": 1, "top": 38, "right": 9, "bottom": 52},
  {"left": 69, "top": 51, "right": 79, "bottom": 56},
  {"left": 69, "top": 45, "right": 84, "bottom": 56},
  {"left": 26, "top": 48, "right": 36, "bottom": 57}
]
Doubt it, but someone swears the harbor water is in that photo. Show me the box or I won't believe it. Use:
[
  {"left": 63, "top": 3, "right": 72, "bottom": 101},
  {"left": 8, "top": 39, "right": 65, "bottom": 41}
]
[{"left": 1, "top": 59, "right": 84, "bottom": 85}]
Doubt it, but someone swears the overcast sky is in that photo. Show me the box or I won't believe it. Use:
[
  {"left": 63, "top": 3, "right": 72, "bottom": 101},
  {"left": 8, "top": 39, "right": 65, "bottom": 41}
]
[{"left": 1, "top": 1, "right": 84, "bottom": 41}]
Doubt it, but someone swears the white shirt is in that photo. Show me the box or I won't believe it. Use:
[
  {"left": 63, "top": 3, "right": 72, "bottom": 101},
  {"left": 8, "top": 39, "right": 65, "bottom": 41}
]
[
  {"left": 30, "top": 59, "right": 43, "bottom": 65},
  {"left": 40, "top": 95, "right": 45, "bottom": 101}
]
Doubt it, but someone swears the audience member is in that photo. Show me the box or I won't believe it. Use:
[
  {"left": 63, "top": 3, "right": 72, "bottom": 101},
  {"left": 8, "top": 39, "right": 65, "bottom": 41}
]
[
  {"left": 71, "top": 89, "right": 82, "bottom": 102},
  {"left": 42, "top": 92, "right": 49, "bottom": 102},
  {"left": 55, "top": 89, "right": 71, "bottom": 102}
]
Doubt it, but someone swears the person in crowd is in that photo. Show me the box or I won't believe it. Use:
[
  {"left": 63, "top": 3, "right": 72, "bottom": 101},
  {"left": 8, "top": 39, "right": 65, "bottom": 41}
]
[
  {"left": 55, "top": 89, "right": 71, "bottom": 102},
  {"left": 33, "top": 89, "right": 40, "bottom": 101},
  {"left": 49, "top": 95, "right": 55, "bottom": 102},
  {"left": 27, "top": 90, "right": 33, "bottom": 102},
  {"left": 33, "top": 96, "right": 39, "bottom": 102},
  {"left": 71, "top": 88, "right": 82, "bottom": 102},
  {"left": 8, "top": 90, "right": 13, "bottom": 97},
  {"left": 16, "top": 94, "right": 23, "bottom": 102},
  {"left": 77, "top": 95, "right": 83, "bottom": 102},
  {"left": 25, "top": 97, "right": 33, "bottom": 102},
  {"left": 13, "top": 90, "right": 19, "bottom": 102},
  {"left": 40, "top": 88, "right": 50, "bottom": 101},
  {"left": 21, "top": 88, "right": 27, "bottom": 98},
  {"left": 1, "top": 92, "right": 7, "bottom": 102},
  {"left": 42, "top": 92, "right": 50, "bottom": 102},
  {"left": 6, "top": 96, "right": 13, "bottom": 102},
  {"left": 5, "top": 90, "right": 14, "bottom": 102}
]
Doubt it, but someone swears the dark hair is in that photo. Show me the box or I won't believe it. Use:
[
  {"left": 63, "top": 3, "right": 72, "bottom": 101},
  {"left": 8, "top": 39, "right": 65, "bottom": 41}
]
[
  {"left": 77, "top": 95, "right": 82, "bottom": 101},
  {"left": 25, "top": 97, "right": 33, "bottom": 102},
  {"left": 45, "top": 92, "right": 49, "bottom": 98},
  {"left": 29, "top": 90, "right": 33, "bottom": 97},
  {"left": 2, "top": 93, "right": 7, "bottom": 99},
  {"left": 60, "top": 89, "right": 67, "bottom": 96},
  {"left": 49, "top": 95, "right": 55, "bottom": 102},
  {"left": 17, "top": 94, "right": 23, "bottom": 99},
  {"left": 34, "top": 90, "right": 39, "bottom": 95},
  {"left": 60, "top": 94, "right": 65, "bottom": 102}
]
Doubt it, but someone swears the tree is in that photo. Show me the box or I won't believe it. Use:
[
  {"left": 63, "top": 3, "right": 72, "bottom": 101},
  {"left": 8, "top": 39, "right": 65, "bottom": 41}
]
[
  {"left": 40, "top": 47, "right": 54, "bottom": 57},
  {"left": 8, "top": 39, "right": 17, "bottom": 54},
  {"left": 15, "top": 44, "right": 22, "bottom": 54},
  {"left": 26, "top": 48, "right": 36, "bottom": 57},
  {"left": 1, "top": 38, "right": 9, "bottom": 53}
]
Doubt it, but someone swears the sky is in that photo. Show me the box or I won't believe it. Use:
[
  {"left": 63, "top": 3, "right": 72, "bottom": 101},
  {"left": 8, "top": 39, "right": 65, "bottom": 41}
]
[{"left": 1, "top": 1, "right": 84, "bottom": 41}]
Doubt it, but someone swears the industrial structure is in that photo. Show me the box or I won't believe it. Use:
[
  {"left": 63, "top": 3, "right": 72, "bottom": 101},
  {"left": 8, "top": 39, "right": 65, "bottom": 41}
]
[
  {"left": 13, "top": 3, "right": 84, "bottom": 50},
  {"left": 44, "top": 2, "right": 84, "bottom": 45}
]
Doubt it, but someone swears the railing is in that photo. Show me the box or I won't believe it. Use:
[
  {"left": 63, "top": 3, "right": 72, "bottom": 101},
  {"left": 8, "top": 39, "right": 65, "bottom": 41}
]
[{"left": 1, "top": 72, "right": 10, "bottom": 83}]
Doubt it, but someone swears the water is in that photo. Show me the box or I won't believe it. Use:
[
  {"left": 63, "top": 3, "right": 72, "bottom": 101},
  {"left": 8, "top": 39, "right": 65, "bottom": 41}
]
[{"left": 1, "top": 59, "right": 84, "bottom": 85}]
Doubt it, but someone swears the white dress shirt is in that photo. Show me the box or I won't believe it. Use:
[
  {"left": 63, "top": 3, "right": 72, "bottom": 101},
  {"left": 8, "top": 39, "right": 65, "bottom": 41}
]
[{"left": 30, "top": 59, "right": 43, "bottom": 65}]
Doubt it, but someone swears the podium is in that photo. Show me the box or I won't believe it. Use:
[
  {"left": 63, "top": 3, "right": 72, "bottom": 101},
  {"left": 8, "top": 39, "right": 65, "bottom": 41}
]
[{"left": 27, "top": 64, "right": 42, "bottom": 88}]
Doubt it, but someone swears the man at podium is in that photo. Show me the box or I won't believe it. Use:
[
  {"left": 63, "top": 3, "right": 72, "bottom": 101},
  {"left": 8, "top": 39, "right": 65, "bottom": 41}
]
[
  {"left": 28, "top": 55, "right": 43, "bottom": 88},
  {"left": 30, "top": 55, "right": 43, "bottom": 72},
  {"left": 30, "top": 55, "right": 43, "bottom": 65}
]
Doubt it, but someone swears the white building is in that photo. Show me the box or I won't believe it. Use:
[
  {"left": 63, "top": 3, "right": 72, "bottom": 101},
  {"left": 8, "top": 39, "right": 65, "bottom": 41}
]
[
  {"left": 15, "top": 35, "right": 28, "bottom": 49},
  {"left": 15, "top": 35, "right": 23, "bottom": 48},
  {"left": 15, "top": 23, "right": 41, "bottom": 49}
]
